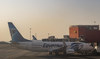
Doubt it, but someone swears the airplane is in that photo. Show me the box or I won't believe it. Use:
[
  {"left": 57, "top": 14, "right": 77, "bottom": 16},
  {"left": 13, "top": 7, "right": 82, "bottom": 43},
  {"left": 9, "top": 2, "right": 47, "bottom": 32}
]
[{"left": 8, "top": 22, "right": 95, "bottom": 55}]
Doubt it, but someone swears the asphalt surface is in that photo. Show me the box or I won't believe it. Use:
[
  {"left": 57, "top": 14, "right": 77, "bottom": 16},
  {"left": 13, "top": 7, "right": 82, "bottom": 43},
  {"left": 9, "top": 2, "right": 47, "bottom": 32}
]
[{"left": 0, "top": 44, "right": 100, "bottom": 59}]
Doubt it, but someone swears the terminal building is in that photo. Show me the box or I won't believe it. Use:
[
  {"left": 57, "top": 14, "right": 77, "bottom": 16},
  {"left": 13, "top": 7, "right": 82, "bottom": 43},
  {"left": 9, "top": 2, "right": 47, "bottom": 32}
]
[
  {"left": 69, "top": 25, "right": 100, "bottom": 42},
  {"left": 42, "top": 25, "right": 100, "bottom": 43},
  {"left": 42, "top": 35, "right": 70, "bottom": 42}
]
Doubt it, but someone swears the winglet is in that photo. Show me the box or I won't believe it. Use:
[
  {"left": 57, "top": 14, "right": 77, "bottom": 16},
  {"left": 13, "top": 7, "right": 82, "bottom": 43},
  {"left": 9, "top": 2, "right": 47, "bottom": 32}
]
[{"left": 32, "top": 35, "right": 37, "bottom": 40}]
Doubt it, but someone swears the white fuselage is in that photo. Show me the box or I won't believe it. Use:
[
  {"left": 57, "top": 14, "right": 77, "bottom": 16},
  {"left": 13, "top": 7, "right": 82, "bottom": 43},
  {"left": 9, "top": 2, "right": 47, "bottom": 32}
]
[{"left": 15, "top": 40, "right": 94, "bottom": 53}]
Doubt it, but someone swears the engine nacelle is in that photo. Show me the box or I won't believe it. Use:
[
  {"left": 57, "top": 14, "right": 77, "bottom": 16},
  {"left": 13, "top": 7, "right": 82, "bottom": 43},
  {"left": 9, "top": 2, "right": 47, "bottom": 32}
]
[{"left": 79, "top": 44, "right": 94, "bottom": 51}]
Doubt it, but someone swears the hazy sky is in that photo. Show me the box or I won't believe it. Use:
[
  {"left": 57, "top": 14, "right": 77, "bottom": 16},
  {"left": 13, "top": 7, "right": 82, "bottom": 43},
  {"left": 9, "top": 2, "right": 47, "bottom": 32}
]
[{"left": 0, "top": 0, "right": 100, "bottom": 41}]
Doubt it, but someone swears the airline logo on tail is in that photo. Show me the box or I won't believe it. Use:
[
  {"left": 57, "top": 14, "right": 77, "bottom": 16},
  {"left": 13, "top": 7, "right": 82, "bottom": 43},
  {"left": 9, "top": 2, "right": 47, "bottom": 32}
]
[{"left": 10, "top": 28, "right": 16, "bottom": 37}]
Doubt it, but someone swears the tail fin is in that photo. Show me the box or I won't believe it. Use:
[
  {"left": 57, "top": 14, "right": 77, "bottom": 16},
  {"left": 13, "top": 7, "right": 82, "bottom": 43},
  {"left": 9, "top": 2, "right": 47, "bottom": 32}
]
[
  {"left": 32, "top": 35, "right": 37, "bottom": 40},
  {"left": 8, "top": 22, "right": 30, "bottom": 42}
]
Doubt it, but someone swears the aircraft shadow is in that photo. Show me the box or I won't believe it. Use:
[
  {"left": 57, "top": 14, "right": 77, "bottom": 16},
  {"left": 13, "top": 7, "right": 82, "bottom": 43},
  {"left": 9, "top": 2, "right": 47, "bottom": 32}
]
[{"left": 15, "top": 55, "right": 97, "bottom": 59}]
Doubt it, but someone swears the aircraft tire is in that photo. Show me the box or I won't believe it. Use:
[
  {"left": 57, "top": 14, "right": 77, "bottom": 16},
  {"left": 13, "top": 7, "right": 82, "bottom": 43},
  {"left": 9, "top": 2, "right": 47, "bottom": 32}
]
[
  {"left": 55, "top": 52, "right": 59, "bottom": 56},
  {"left": 63, "top": 52, "right": 66, "bottom": 55},
  {"left": 92, "top": 49, "right": 98, "bottom": 56},
  {"left": 49, "top": 52, "right": 53, "bottom": 55}
]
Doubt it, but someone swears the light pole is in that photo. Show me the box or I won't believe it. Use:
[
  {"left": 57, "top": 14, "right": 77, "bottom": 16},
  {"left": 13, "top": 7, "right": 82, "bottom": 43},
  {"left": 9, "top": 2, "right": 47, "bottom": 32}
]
[
  {"left": 94, "top": 21, "right": 96, "bottom": 25},
  {"left": 30, "top": 28, "right": 31, "bottom": 40},
  {"left": 48, "top": 33, "right": 50, "bottom": 37}
]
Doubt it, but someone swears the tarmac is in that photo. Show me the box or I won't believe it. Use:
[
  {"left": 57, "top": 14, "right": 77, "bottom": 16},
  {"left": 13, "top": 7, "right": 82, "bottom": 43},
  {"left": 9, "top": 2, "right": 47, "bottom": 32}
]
[{"left": 0, "top": 44, "right": 100, "bottom": 59}]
